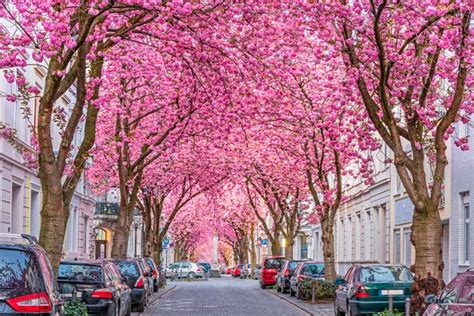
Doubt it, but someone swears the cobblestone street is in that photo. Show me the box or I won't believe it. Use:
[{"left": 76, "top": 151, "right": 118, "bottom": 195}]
[{"left": 142, "top": 277, "right": 315, "bottom": 316}]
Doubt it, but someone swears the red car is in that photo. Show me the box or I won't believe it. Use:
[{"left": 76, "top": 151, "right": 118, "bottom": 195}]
[
  {"left": 259, "top": 256, "right": 286, "bottom": 289},
  {"left": 232, "top": 265, "right": 242, "bottom": 277},
  {"left": 226, "top": 267, "right": 232, "bottom": 274}
]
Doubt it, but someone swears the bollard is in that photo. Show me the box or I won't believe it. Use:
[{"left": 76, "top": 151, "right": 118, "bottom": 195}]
[
  {"left": 405, "top": 297, "right": 411, "bottom": 316},
  {"left": 311, "top": 280, "right": 316, "bottom": 304},
  {"left": 388, "top": 295, "right": 394, "bottom": 312}
]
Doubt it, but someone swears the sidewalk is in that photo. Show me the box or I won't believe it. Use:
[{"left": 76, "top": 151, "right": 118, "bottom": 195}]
[{"left": 265, "top": 287, "right": 334, "bottom": 316}]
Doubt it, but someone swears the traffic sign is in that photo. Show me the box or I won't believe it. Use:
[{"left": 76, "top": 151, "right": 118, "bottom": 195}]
[{"left": 162, "top": 237, "right": 171, "bottom": 249}]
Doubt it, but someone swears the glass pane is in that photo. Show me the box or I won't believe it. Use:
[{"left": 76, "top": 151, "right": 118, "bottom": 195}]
[
  {"left": 358, "top": 266, "right": 413, "bottom": 282},
  {"left": 458, "top": 277, "right": 474, "bottom": 304},
  {"left": 58, "top": 263, "right": 104, "bottom": 283},
  {"left": 439, "top": 276, "right": 465, "bottom": 304},
  {"left": 114, "top": 261, "right": 139, "bottom": 277},
  {"left": 0, "top": 249, "right": 43, "bottom": 293}
]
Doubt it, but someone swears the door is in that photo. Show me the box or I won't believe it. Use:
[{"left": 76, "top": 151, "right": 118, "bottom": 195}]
[{"left": 95, "top": 241, "right": 107, "bottom": 259}]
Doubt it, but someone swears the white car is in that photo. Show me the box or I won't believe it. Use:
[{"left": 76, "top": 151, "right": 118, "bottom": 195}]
[{"left": 167, "top": 261, "right": 205, "bottom": 279}]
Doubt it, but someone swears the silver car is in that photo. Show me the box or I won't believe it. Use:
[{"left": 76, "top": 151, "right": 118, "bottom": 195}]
[{"left": 170, "top": 261, "right": 205, "bottom": 279}]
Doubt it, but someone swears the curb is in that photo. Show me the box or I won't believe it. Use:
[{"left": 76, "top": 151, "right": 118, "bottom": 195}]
[
  {"left": 264, "top": 288, "right": 314, "bottom": 316},
  {"left": 148, "top": 284, "right": 176, "bottom": 306}
]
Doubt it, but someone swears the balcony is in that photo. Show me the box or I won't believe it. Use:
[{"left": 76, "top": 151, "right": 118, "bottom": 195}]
[{"left": 95, "top": 202, "right": 119, "bottom": 217}]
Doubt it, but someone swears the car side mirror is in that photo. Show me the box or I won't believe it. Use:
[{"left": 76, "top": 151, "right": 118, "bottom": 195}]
[{"left": 425, "top": 294, "right": 437, "bottom": 305}]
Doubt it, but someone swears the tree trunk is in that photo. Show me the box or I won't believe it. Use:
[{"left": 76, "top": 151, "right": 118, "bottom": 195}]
[
  {"left": 285, "top": 241, "right": 294, "bottom": 260},
  {"left": 410, "top": 205, "right": 444, "bottom": 313},
  {"left": 321, "top": 215, "right": 336, "bottom": 282},
  {"left": 271, "top": 239, "right": 280, "bottom": 256},
  {"left": 111, "top": 205, "right": 133, "bottom": 258},
  {"left": 38, "top": 186, "right": 68, "bottom": 273},
  {"left": 250, "top": 226, "right": 257, "bottom": 272},
  {"left": 154, "top": 243, "right": 163, "bottom": 267}
]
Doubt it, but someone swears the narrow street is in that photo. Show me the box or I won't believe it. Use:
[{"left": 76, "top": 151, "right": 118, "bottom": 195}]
[{"left": 143, "top": 277, "right": 309, "bottom": 316}]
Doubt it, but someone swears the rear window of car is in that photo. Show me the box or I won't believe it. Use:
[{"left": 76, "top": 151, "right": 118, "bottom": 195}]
[
  {"left": 358, "top": 266, "right": 413, "bottom": 283},
  {"left": 114, "top": 261, "right": 140, "bottom": 277},
  {"left": 264, "top": 258, "right": 285, "bottom": 269},
  {"left": 302, "top": 263, "right": 324, "bottom": 275},
  {"left": 58, "top": 263, "right": 104, "bottom": 283},
  {"left": 0, "top": 249, "right": 44, "bottom": 293}
]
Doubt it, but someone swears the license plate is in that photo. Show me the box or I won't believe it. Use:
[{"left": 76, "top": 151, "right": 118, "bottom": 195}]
[
  {"left": 61, "top": 292, "right": 82, "bottom": 299},
  {"left": 381, "top": 289, "right": 404, "bottom": 295}
]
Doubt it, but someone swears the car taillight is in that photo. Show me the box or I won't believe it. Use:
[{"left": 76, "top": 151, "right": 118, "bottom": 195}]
[
  {"left": 6, "top": 291, "right": 52, "bottom": 313},
  {"left": 354, "top": 285, "right": 370, "bottom": 299},
  {"left": 135, "top": 276, "right": 145, "bottom": 288},
  {"left": 284, "top": 269, "right": 290, "bottom": 277},
  {"left": 91, "top": 288, "right": 113, "bottom": 299}
]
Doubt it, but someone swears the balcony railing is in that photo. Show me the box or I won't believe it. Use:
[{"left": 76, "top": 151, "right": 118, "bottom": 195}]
[{"left": 95, "top": 202, "right": 119, "bottom": 216}]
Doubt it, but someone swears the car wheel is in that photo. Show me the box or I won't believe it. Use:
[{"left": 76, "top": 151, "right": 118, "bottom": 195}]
[
  {"left": 334, "top": 301, "right": 345, "bottom": 316},
  {"left": 260, "top": 280, "right": 266, "bottom": 289},
  {"left": 290, "top": 287, "right": 295, "bottom": 297}
]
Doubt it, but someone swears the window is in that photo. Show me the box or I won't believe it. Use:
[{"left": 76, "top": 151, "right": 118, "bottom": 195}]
[
  {"left": 464, "top": 201, "right": 470, "bottom": 263},
  {"left": 394, "top": 229, "right": 401, "bottom": 264},
  {"left": 439, "top": 276, "right": 465, "bottom": 304},
  {"left": 83, "top": 216, "right": 89, "bottom": 254},
  {"left": 357, "top": 266, "right": 413, "bottom": 283},
  {"left": 458, "top": 276, "right": 474, "bottom": 304},
  {"left": 404, "top": 229, "right": 412, "bottom": 266},
  {"left": 58, "top": 263, "right": 104, "bottom": 283}
]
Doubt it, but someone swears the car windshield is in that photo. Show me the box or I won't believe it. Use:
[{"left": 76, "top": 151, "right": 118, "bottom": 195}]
[
  {"left": 264, "top": 258, "right": 285, "bottom": 269},
  {"left": 0, "top": 249, "right": 44, "bottom": 293},
  {"left": 303, "top": 263, "right": 324, "bottom": 275},
  {"left": 199, "top": 263, "right": 211, "bottom": 272},
  {"left": 114, "top": 261, "right": 140, "bottom": 277},
  {"left": 58, "top": 263, "right": 104, "bottom": 283},
  {"left": 289, "top": 261, "right": 304, "bottom": 270},
  {"left": 358, "top": 266, "right": 413, "bottom": 283}
]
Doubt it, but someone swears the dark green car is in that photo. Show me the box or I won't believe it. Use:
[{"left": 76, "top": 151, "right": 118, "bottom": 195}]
[{"left": 334, "top": 264, "right": 413, "bottom": 315}]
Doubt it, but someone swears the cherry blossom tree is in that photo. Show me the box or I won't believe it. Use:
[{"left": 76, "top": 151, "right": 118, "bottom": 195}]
[{"left": 317, "top": 1, "right": 472, "bottom": 292}]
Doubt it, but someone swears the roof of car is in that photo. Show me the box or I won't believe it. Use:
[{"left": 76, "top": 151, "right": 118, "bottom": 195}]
[
  {"left": 61, "top": 259, "right": 104, "bottom": 266},
  {"left": 0, "top": 233, "right": 39, "bottom": 247}
]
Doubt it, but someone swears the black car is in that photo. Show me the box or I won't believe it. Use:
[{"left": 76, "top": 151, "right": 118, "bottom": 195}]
[
  {"left": 277, "top": 259, "right": 307, "bottom": 294},
  {"left": 58, "top": 260, "right": 132, "bottom": 315},
  {"left": 113, "top": 259, "right": 152, "bottom": 312},
  {"left": 144, "top": 258, "right": 160, "bottom": 292},
  {"left": 289, "top": 261, "right": 325, "bottom": 299},
  {"left": 0, "top": 233, "right": 64, "bottom": 315}
]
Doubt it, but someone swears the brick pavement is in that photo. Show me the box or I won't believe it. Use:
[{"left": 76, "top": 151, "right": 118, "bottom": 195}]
[{"left": 142, "top": 276, "right": 311, "bottom": 316}]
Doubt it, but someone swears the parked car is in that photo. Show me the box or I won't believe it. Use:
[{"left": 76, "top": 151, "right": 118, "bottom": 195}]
[
  {"left": 277, "top": 259, "right": 308, "bottom": 294},
  {"left": 165, "top": 262, "right": 180, "bottom": 278},
  {"left": 58, "top": 260, "right": 132, "bottom": 316},
  {"left": 232, "top": 265, "right": 242, "bottom": 277},
  {"left": 253, "top": 264, "right": 262, "bottom": 280},
  {"left": 172, "top": 261, "right": 205, "bottom": 279},
  {"left": 226, "top": 266, "right": 233, "bottom": 275},
  {"left": 0, "top": 233, "right": 64, "bottom": 315},
  {"left": 113, "top": 259, "right": 152, "bottom": 312},
  {"left": 424, "top": 268, "right": 474, "bottom": 315},
  {"left": 144, "top": 258, "right": 160, "bottom": 292},
  {"left": 259, "top": 256, "right": 286, "bottom": 289},
  {"left": 136, "top": 258, "right": 154, "bottom": 295},
  {"left": 334, "top": 264, "right": 413, "bottom": 316},
  {"left": 198, "top": 262, "right": 212, "bottom": 274},
  {"left": 289, "top": 261, "right": 324, "bottom": 299},
  {"left": 240, "top": 264, "right": 252, "bottom": 279}
]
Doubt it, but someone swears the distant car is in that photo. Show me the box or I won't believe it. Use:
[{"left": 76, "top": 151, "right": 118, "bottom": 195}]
[
  {"left": 144, "top": 258, "right": 160, "bottom": 292},
  {"left": 0, "top": 233, "right": 65, "bottom": 315},
  {"left": 172, "top": 262, "right": 205, "bottom": 279},
  {"left": 232, "top": 265, "right": 242, "bottom": 277},
  {"left": 277, "top": 259, "right": 308, "bottom": 294},
  {"left": 289, "top": 261, "right": 324, "bottom": 299},
  {"left": 165, "top": 263, "right": 180, "bottom": 278},
  {"left": 334, "top": 264, "right": 413, "bottom": 316},
  {"left": 226, "top": 267, "right": 233, "bottom": 275},
  {"left": 253, "top": 264, "right": 262, "bottom": 280},
  {"left": 113, "top": 259, "right": 152, "bottom": 312},
  {"left": 58, "top": 260, "right": 132, "bottom": 316},
  {"left": 259, "top": 256, "right": 286, "bottom": 289},
  {"left": 198, "top": 262, "right": 212, "bottom": 274},
  {"left": 424, "top": 268, "right": 474, "bottom": 316},
  {"left": 240, "top": 264, "right": 252, "bottom": 279}
]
